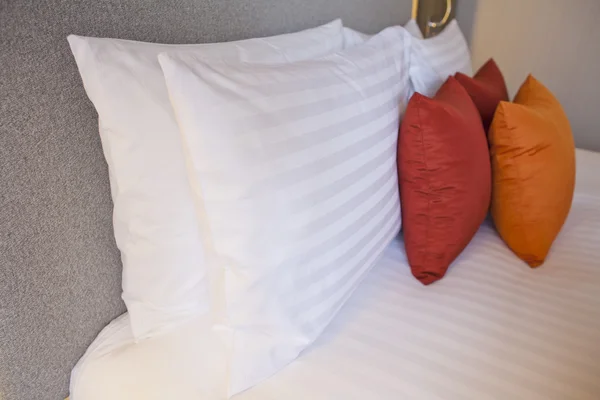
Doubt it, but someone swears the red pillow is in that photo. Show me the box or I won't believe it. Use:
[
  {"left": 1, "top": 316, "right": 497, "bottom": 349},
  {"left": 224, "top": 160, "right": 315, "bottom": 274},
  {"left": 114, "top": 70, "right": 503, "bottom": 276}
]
[
  {"left": 398, "top": 77, "right": 491, "bottom": 284},
  {"left": 455, "top": 59, "right": 508, "bottom": 131}
]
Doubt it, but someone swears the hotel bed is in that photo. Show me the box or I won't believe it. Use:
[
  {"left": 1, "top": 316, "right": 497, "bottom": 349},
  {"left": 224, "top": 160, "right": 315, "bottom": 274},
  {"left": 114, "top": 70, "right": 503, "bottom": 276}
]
[
  {"left": 1, "top": 1, "right": 598, "bottom": 400},
  {"left": 70, "top": 149, "right": 600, "bottom": 399}
]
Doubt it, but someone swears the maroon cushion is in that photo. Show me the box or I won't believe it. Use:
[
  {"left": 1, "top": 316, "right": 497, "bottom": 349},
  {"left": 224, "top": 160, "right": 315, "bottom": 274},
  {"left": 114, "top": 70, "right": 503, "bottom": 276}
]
[
  {"left": 398, "top": 77, "right": 491, "bottom": 284},
  {"left": 455, "top": 58, "right": 509, "bottom": 131}
]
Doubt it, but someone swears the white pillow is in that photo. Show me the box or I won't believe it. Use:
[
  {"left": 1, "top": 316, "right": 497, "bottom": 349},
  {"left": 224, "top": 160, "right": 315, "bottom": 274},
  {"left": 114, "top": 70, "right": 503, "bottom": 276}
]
[
  {"left": 341, "top": 26, "right": 371, "bottom": 47},
  {"left": 67, "top": 20, "right": 344, "bottom": 340},
  {"left": 159, "top": 26, "right": 410, "bottom": 396},
  {"left": 408, "top": 19, "right": 472, "bottom": 96},
  {"left": 342, "top": 19, "right": 423, "bottom": 48},
  {"left": 343, "top": 20, "right": 471, "bottom": 98},
  {"left": 404, "top": 19, "right": 425, "bottom": 39}
]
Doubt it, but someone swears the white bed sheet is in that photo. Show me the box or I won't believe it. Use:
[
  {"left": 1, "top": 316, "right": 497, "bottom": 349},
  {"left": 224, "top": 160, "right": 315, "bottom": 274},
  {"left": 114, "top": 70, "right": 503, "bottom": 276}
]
[{"left": 70, "top": 149, "right": 600, "bottom": 400}]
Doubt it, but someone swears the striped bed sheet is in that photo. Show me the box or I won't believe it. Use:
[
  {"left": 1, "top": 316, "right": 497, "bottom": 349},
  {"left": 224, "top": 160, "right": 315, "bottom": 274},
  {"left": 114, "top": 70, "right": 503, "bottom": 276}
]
[{"left": 69, "top": 149, "right": 600, "bottom": 400}]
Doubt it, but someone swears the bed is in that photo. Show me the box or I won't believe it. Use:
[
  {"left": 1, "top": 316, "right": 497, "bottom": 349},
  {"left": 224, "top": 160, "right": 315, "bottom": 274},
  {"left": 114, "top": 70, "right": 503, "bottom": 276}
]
[
  {"left": 1, "top": 1, "right": 598, "bottom": 400},
  {"left": 68, "top": 150, "right": 600, "bottom": 399}
]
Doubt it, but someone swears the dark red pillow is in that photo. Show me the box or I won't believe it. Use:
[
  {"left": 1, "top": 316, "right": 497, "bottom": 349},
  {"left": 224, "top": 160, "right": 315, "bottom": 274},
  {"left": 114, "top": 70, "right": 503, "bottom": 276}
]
[
  {"left": 398, "top": 77, "right": 491, "bottom": 285},
  {"left": 455, "top": 58, "right": 508, "bottom": 131}
]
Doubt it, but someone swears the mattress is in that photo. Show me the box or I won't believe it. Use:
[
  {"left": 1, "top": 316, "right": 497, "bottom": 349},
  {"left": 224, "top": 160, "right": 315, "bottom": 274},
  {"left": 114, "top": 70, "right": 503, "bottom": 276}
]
[{"left": 70, "top": 149, "right": 600, "bottom": 400}]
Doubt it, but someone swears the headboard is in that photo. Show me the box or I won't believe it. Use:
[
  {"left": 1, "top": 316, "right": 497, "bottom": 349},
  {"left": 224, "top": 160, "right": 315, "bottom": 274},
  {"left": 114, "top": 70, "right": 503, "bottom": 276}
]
[{"left": 0, "top": 1, "right": 473, "bottom": 399}]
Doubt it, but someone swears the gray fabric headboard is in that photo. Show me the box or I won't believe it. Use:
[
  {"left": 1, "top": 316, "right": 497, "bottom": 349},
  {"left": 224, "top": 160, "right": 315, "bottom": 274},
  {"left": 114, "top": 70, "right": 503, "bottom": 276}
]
[{"left": 0, "top": 1, "right": 472, "bottom": 399}]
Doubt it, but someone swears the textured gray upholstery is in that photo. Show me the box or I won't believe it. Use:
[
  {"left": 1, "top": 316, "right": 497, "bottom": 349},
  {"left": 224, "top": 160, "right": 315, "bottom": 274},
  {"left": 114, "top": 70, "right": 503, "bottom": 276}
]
[{"left": 0, "top": 1, "right": 417, "bottom": 399}]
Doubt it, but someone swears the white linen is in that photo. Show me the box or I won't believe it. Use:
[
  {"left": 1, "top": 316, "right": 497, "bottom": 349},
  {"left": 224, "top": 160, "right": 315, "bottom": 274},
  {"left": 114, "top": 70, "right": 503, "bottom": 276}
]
[
  {"left": 342, "top": 20, "right": 471, "bottom": 98},
  {"left": 409, "top": 19, "right": 472, "bottom": 97},
  {"left": 71, "top": 149, "right": 600, "bottom": 400},
  {"left": 342, "top": 20, "right": 423, "bottom": 48},
  {"left": 158, "top": 26, "right": 410, "bottom": 395},
  {"left": 66, "top": 20, "right": 344, "bottom": 340},
  {"left": 404, "top": 19, "right": 425, "bottom": 39},
  {"left": 342, "top": 27, "right": 370, "bottom": 47}
]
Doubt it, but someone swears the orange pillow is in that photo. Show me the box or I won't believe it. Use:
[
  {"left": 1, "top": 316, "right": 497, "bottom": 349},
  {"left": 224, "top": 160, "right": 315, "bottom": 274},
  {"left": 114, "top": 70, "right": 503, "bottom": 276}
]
[
  {"left": 455, "top": 59, "right": 509, "bottom": 132},
  {"left": 489, "top": 75, "right": 575, "bottom": 267},
  {"left": 398, "top": 77, "right": 491, "bottom": 284}
]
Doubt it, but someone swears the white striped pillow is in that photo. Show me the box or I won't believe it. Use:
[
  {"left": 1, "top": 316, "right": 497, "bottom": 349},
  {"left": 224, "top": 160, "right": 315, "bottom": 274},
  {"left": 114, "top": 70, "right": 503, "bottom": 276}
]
[
  {"left": 404, "top": 19, "right": 425, "bottom": 39},
  {"left": 159, "top": 26, "right": 410, "bottom": 396},
  {"left": 342, "top": 19, "right": 423, "bottom": 49},
  {"left": 409, "top": 19, "right": 473, "bottom": 97},
  {"left": 67, "top": 20, "right": 345, "bottom": 340}
]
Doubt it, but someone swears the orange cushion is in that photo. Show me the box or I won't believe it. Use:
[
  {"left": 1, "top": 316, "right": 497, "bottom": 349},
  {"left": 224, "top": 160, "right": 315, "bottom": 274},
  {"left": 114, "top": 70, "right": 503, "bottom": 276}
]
[
  {"left": 489, "top": 75, "right": 575, "bottom": 267},
  {"left": 455, "top": 59, "right": 509, "bottom": 132},
  {"left": 398, "top": 77, "right": 491, "bottom": 284}
]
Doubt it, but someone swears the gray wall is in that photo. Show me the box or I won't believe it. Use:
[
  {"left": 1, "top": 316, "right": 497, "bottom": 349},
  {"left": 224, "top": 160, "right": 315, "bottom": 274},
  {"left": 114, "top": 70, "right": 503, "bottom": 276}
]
[{"left": 455, "top": 0, "right": 478, "bottom": 44}]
